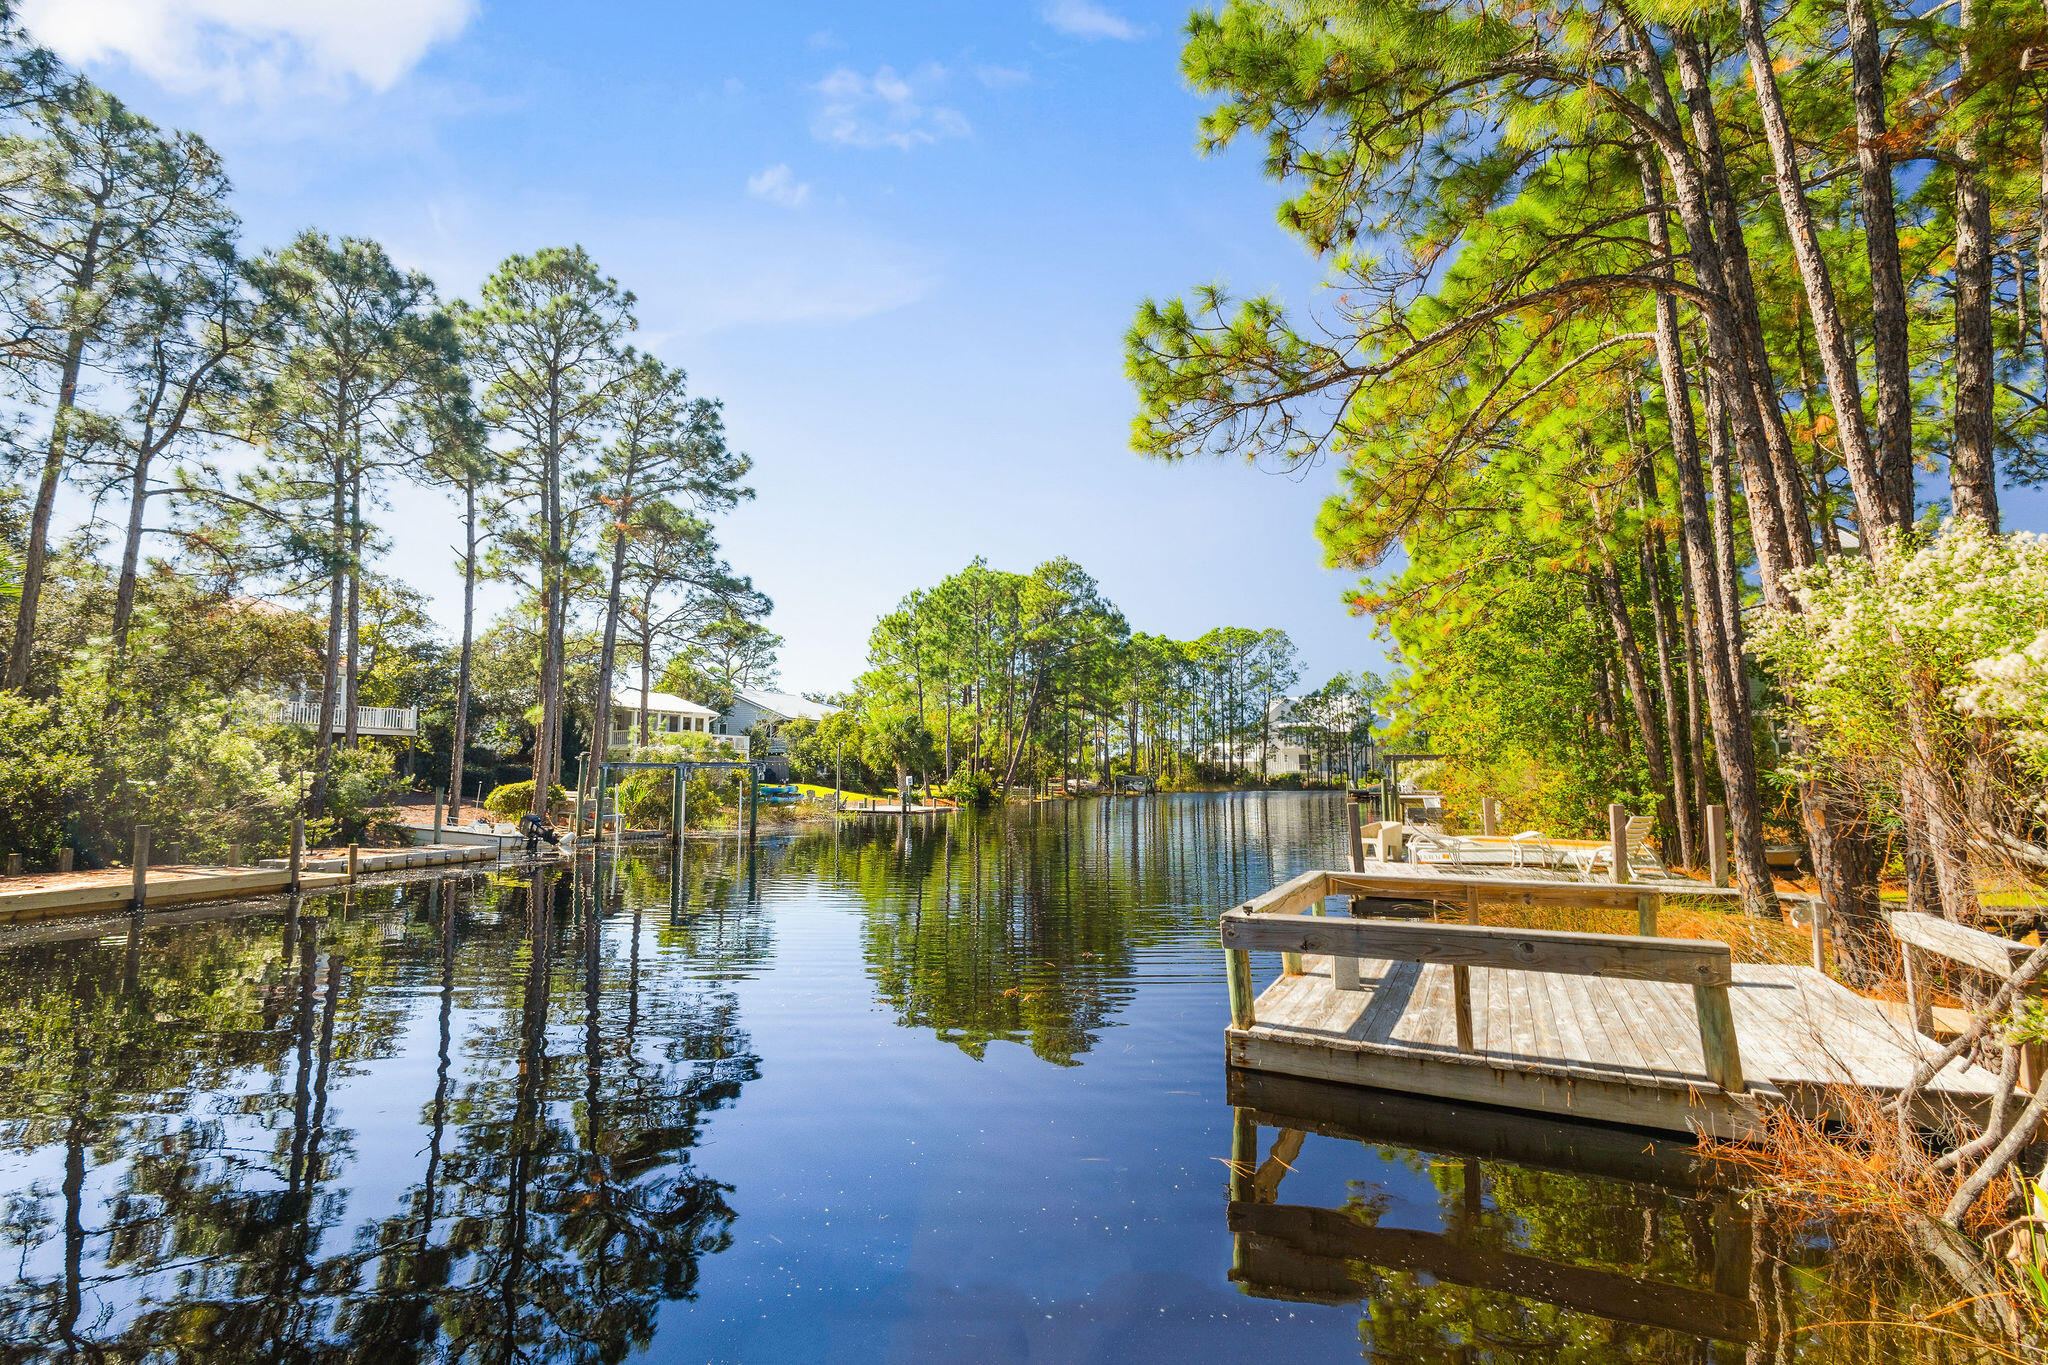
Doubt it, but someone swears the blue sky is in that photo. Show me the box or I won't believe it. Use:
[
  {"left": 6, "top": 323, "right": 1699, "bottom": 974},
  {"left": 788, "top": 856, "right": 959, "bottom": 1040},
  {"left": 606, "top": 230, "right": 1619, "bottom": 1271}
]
[{"left": 25, "top": 0, "right": 1386, "bottom": 695}]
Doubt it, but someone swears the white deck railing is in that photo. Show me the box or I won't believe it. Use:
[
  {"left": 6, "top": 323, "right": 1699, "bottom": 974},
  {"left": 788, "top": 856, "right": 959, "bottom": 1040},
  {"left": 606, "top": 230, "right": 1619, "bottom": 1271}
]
[
  {"left": 274, "top": 700, "right": 419, "bottom": 735},
  {"left": 605, "top": 732, "right": 749, "bottom": 761}
]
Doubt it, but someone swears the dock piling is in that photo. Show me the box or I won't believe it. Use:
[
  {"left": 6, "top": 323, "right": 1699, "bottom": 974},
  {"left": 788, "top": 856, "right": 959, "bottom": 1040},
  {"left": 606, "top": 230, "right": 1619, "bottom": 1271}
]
[
  {"left": 287, "top": 816, "right": 304, "bottom": 893},
  {"left": 346, "top": 844, "right": 360, "bottom": 883},
  {"left": 4, "top": 853, "right": 19, "bottom": 877},
  {"left": 1480, "top": 796, "right": 1498, "bottom": 836},
  {"left": 433, "top": 788, "right": 444, "bottom": 844},
  {"left": 57, "top": 848, "right": 73, "bottom": 874},
  {"left": 1608, "top": 804, "right": 1630, "bottom": 885},
  {"left": 131, "top": 825, "right": 150, "bottom": 911}
]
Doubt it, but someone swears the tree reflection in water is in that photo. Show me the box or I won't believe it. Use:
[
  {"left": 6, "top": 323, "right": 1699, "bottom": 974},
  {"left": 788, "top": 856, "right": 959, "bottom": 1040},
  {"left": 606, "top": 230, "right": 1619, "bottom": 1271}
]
[{"left": 0, "top": 862, "right": 760, "bottom": 1362}]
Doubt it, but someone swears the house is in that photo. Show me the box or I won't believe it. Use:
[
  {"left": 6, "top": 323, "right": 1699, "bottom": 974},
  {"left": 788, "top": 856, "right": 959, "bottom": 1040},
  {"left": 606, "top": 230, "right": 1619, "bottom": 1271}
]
[
  {"left": 611, "top": 689, "right": 721, "bottom": 746},
  {"left": 717, "top": 688, "right": 839, "bottom": 779},
  {"left": 717, "top": 688, "right": 838, "bottom": 737}
]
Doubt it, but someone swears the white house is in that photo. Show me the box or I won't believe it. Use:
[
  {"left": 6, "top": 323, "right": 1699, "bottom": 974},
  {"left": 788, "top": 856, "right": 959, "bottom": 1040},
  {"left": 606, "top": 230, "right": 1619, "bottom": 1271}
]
[
  {"left": 611, "top": 689, "right": 721, "bottom": 746},
  {"left": 717, "top": 687, "right": 838, "bottom": 737}
]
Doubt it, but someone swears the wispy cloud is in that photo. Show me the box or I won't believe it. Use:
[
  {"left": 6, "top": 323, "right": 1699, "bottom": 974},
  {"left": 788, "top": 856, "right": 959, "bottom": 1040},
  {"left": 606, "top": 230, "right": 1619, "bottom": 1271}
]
[
  {"left": 974, "top": 63, "right": 1031, "bottom": 89},
  {"left": 19, "top": 0, "right": 475, "bottom": 101},
  {"left": 811, "top": 64, "right": 969, "bottom": 151},
  {"left": 746, "top": 163, "right": 810, "bottom": 209},
  {"left": 1041, "top": 0, "right": 1142, "bottom": 41}
]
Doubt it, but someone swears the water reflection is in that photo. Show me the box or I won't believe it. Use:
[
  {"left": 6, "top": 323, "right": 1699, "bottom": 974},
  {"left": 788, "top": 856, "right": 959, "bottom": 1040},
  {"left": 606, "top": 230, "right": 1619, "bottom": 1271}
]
[
  {"left": 0, "top": 864, "right": 759, "bottom": 1362},
  {"left": 0, "top": 795, "right": 1999, "bottom": 1362}
]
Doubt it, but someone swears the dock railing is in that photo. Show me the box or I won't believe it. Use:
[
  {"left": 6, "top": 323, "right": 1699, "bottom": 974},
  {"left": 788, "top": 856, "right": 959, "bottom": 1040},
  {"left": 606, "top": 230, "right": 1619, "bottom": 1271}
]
[{"left": 1220, "top": 869, "right": 1744, "bottom": 1094}]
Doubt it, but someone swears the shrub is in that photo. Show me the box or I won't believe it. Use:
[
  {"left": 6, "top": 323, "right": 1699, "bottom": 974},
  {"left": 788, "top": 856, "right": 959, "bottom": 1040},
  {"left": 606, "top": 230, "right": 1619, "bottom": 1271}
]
[
  {"left": 485, "top": 780, "right": 569, "bottom": 819},
  {"left": 942, "top": 768, "right": 996, "bottom": 807}
]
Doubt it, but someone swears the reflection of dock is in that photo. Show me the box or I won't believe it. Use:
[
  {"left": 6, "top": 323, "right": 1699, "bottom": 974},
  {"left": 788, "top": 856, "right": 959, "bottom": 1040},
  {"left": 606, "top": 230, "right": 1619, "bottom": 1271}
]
[
  {"left": 1226, "top": 1071, "right": 1757, "bottom": 1344},
  {"left": 837, "top": 803, "right": 955, "bottom": 816},
  {"left": 1224, "top": 869, "right": 2004, "bottom": 1138}
]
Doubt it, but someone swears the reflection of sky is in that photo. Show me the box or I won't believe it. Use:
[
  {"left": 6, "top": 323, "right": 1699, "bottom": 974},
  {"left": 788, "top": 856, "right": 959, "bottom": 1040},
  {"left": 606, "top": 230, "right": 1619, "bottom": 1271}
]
[{"left": 0, "top": 793, "right": 1795, "bottom": 1361}]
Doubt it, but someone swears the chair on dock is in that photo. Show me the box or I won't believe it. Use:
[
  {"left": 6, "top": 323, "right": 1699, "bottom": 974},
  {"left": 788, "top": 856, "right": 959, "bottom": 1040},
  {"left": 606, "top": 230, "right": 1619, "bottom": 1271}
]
[
  {"left": 1567, "top": 815, "right": 1667, "bottom": 879},
  {"left": 1508, "top": 830, "right": 1561, "bottom": 869}
]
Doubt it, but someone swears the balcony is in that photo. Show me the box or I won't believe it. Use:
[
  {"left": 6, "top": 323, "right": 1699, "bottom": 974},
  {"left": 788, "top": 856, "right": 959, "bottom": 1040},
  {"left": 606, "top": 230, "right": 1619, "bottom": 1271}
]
[{"left": 275, "top": 699, "right": 419, "bottom": 737}]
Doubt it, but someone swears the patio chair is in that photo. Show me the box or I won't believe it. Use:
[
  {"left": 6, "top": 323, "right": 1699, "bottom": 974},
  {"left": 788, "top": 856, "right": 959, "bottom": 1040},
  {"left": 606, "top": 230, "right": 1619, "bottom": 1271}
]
[
  {"left": 1406, "top": 828, "right": 1478, "bottom": 871},
  {"left": 1507, "top": 830, "right": 1560, "bottom": 869},
  {"left": 1567, "top": 815, "right": 1669, "bottom": 878}
]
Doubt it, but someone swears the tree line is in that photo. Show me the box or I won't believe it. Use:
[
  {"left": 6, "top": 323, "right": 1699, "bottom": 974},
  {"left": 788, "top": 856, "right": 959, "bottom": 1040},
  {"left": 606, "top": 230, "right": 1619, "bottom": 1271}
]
[
  {"left": 787, "top": 555, "right": 1381, "bottom": 798},
  {"left": 1129, "top": 0, "right": 2048, "bottom": 985},
  {"left": 0, "top": 6, "right": 770, "bottom": 861}
]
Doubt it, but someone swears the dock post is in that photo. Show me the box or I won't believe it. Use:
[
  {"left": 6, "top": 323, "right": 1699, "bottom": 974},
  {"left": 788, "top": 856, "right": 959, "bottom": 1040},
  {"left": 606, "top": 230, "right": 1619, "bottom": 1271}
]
[
  {"left": 288, "top": 816, "right": 304, "bottom": 893},
  {"left": 575, "top": 752, "right": 590, "bottom": 840},
  {"left": 1636, "top": 890, "right": 1660, "bottom": 937},
  {"left": 747, "top": 766, "right": 760, "bottom": 843},
  {"left": 346, "top": 843, "right": 359, "bottom": 883},
  {"left": 1706, "top": 805, "right": 1728, "bottom": 888},
  {"left": 227, "top": 842, "right": 241, "bottom": 868},
  {"left": 1226, "top": 946, "right": 1255, "bottom": 1029},
  {"left": 1694, "top": 983, "right": 1745, "bottom": 1093},
  {"left": 1344, "top": 792, "right": 1367, "bottom": 915},
  {"left": 433, "top": 788, "right": 444, "bottom": 845},
  {"left": 1229, "top": 1107, "right": 1256, "bottom": 1204},
  {"left": 670, "top": 765, "right": 685, "bottom": 844},
  {"left": 1809, "top": 898, "right": 1827, "bottom": 974},
  {"left": 1481, "top": 795, "right": 1498, "bottom": 836},
  {"left": 1608, "top": 804, "right": 1630, "bottom": 884},
  {"left": 132, "top": 824, "right": 150, "bottom": 911},
  {"left": 57, "top": 847, "right": 73, "bottom": 874},
  {"left": 4, "top": 853, "right": 18, "bottom": 877}
]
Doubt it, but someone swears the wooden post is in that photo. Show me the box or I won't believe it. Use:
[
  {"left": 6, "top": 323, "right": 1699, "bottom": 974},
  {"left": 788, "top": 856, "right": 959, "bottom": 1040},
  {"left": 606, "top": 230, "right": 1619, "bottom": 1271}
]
[
  {"left": 226, "top": 842, "right": 241, "bottom": 868},
  {"left": 1465, "top": 884, "right": 1481, "bottom": 925},
  {"left": 1693, "top": 983, "right": 1745, "bottom": 1093},
  {"left": 346, "top": 843, "right": 360, "bottom": 883},
  {"left": 575, "top": 751, "right": 590, "bottom": 840},
  {"left": 57, "top": 847, "right": 73, "bottom": 874},
  {"left": 747, "top": 766, "right": 761, "bottom": 843},
  {"left": 287, "top": 816, "right": 304, "bottom": 893},
  {"left": 1706, "top": 805, "right": 1728, "bottom": 888},
  {"left": 1608, "top": 803, "right": 1630, "bottom": 884},
  {"left": 1481, "top": 796, "right": 1499, "bottom": 836},
  {"left": 1226, "top": 946, "right": 1255, "bottom": 1029},
  {"left": 670, "top": 765, "right": 685, "bottom": 843},
  {"left": 1902, "top": 944, "right": 1933, "bottom": 1035},
  {"left": 132, "top": 824, "right": 151, "bottom": 911},
  {"left": 3, "top": 852, "right": 18, "bottom": 876},
  {"left": 1345, "top": 794, "right": 1367, "bottom": 917},
  {"left": 432, "top": 788, "right": 445, "bottom": 845},
  {"left": 1809, "top": 898, "right": 1827, "bottom": 975},
  {"left": 1636, "top": 890, "right": 1659, "bottom": 937},
  {"left": 1453, "top": 965, "right": 1474, "bottom": 1051}
]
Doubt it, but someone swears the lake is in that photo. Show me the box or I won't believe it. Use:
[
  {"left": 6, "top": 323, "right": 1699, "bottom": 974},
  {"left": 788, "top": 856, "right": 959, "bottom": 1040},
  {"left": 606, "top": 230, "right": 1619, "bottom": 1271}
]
[{"left": 0, "top": 793, "right": 1967, "bottom": 1360}]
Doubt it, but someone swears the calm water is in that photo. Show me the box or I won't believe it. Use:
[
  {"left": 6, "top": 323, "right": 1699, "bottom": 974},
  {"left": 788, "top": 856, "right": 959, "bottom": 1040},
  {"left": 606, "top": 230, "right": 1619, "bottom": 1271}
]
[{"left": 0, "top": 794, "right": 1968, "bottom": 1361}]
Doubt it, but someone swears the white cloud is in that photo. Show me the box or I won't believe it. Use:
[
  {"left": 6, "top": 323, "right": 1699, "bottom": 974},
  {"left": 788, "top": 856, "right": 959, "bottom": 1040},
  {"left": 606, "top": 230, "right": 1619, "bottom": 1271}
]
[
  {"left": 811, "top": 64, "right": 969, "bottom": 151},
  {"left": 1041, "top": 0, "right": 1142, "bottom": 41},
  {"left": 18, "top": 0, "right": 475, "bottom": 101},
  {"left": 974, "top": 64, "right": 1031, "bottom": 89},
  {"left": 746, "top": 163, "right": 811, "bottom": 209}
]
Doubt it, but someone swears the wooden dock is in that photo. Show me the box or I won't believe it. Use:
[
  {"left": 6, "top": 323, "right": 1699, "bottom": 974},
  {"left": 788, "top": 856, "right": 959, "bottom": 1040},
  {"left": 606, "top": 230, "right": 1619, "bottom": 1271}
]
[
  {"left": 0, "top": 865, "right": 350, "bottom": 923},
  {"left": 1224, "top": 869, "right": 2005, "bottom": 1139}
]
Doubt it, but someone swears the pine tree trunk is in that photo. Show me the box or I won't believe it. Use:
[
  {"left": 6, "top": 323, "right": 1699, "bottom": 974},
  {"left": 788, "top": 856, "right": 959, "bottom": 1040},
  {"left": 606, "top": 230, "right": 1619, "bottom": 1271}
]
[
  {"left": 449, "top": 480, "right": 477, "bottom": 821},
  {"left": 344, "top": 465, "right": 362, "bottom": 749},
  {"left": 1846, "top": 0, "right": 1917, "bottom": 525},
  {"left": 1950, "top": 0, "right": 2001, "bottom": 529},
  {"left": 592, "top": 524, "right": 629, "bottom": 761},
  {"left": 1636, "top": 147, "right": 1779, "bottom": 914},
  {"left": 310, "top": 479, "right": 346, "bottom": 816},
  {"left": 110, "top": 450, "right": 152, "bottom": 662},
  {"left": 1597, "top": 562, "right": 1680, "bottom": 850}
]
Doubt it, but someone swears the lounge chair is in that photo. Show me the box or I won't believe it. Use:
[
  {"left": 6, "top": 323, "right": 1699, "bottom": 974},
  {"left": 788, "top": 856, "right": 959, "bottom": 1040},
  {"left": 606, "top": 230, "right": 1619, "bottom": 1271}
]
[
  {"left": 1567, "top": 815, "right": 1670, "bottom": 879},
  {"left": 1508, "top": 830, "right": 1560, "bottom": 869}
]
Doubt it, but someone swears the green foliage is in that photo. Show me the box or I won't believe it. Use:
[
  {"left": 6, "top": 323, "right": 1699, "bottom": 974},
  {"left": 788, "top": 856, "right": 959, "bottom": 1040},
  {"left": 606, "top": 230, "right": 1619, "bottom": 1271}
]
[
  {"left": 484, "top": 780, "right": 568, "bottom": 820},
  {"left": 941, "top": 767, "right": 995, "bottom": 807}
]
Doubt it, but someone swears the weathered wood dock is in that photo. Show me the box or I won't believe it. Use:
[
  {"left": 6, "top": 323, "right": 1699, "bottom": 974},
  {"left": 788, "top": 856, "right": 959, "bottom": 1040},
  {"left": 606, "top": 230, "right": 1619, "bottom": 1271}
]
[
  {"left": 1224, "top": 868, "right": 2006, "bottom": 1139},
  {"left": 0, "top": 865, "right": 350, "bottom": 922}
]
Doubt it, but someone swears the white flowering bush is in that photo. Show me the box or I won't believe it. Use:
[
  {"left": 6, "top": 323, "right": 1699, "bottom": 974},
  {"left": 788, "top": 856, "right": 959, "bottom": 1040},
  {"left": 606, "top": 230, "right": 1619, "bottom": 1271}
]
[{"left": 1752, "top": 520, "right": 2048, "bottom": 786}]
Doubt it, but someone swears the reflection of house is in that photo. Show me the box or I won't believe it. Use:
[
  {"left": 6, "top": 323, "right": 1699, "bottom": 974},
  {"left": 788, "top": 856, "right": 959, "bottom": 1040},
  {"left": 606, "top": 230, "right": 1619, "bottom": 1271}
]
[{"left": 611, "top": 689, "right": 720, "bottom": 745}]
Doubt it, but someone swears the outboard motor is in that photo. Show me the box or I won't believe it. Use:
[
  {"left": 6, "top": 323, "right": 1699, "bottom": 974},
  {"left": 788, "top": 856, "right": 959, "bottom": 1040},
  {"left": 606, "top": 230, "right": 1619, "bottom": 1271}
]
[{"left": 517, "top": 812, "right": 561, "bottom": 856}]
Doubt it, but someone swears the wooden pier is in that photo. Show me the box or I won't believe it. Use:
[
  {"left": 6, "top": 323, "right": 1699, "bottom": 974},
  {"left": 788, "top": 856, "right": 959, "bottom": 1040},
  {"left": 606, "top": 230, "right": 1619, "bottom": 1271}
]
[
  {"left": 0, "top": 866, "right": 350, "bottom": 923},
  {"left": 1223, "top": 868, "right": 2006, "bottom": 1139}
]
